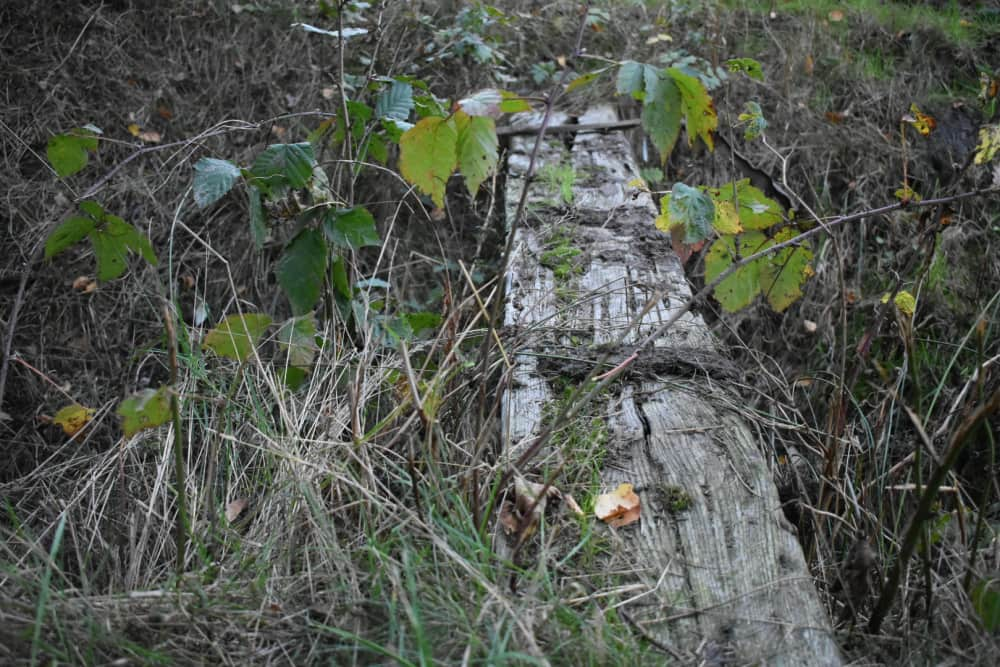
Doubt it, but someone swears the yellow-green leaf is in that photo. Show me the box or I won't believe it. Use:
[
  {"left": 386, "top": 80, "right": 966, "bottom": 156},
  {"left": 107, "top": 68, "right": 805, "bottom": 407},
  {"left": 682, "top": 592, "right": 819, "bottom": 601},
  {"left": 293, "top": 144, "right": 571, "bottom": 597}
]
[
  {"left": 454, "top": 111, "right": 498, "bottom": 196},
  {"left": 202, "top": 313, "right": 273, "bottom": 362},
  {"left": 759, "top": 228, "right": 813, "bottom": 312},
  {"left": 118, "top": 386, "right": 172, "bottom": 438},
  {"left": 705, "top": 231, "right": 767, "bottom": 312},
  {"left": 667, "top": 67, "right": 717, "bottom": 151},
  {"left": 53, "top": 403, "right": 95, "bottom": 437},
  {"left": 399, "top": 116, "right": 458, "bottom": 208},
  {"left": 974, "top": 124, "right": 1000, "bottom": 165}
]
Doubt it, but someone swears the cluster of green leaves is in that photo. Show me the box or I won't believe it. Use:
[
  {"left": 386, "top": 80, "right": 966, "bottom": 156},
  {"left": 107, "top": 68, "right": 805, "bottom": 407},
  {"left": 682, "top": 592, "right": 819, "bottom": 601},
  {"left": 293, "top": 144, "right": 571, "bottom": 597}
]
[
  {"left": 398, "top": 88, "right": 529, "bottom": 207},
  {"left": 45, "top": 200, "right": 158, "bottom": 281}
]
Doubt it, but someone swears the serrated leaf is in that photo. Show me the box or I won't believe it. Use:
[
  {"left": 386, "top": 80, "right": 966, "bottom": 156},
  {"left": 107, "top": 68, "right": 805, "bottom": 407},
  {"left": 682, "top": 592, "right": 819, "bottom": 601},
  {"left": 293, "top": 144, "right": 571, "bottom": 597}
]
[
  {"left": 46, "top": 215, "right": 95, "bottom": 259},
  {"left": 248, "top": 184, "right": 266, "bottom": 249},
  {"left": 642, "top": 74, "right": 682, "bottom": 164},
  {"left": 376, "top": 81, "right": 414, "bottom": 120},
  {"left": 202, "top": 313, "right": 273, "bottom": 362},
  {"left": 617, "top": 61, "right": 645, "bottom": 98},
  {"left": 667, "top": 183, "right": 715, "bottom": 243},
  {"left": 47, "top": 129, "right": 97, "bottom": 178},
  {"left": 251, "top": 143, "right": 317, "bottom": 190},
  {"left": 709, "top": 179, "right": 783, "bottom": 230},
  {"left": 277, "top": 313, "right": 318, "bottom": 370},
  {"left": 47, "top": 136, "right": 87, "bottom": 178},
  {"left": 759, "top": 228, "right": 813, "bottom": 312},
  {"left": 726, "top": 57, "right": 764, "bottom": 81},
  {"left": 705, "top": 231, "right": 766, "bottom": 312},
  {"left": 193, "top": 158, "right": 242, "bottom": 208},
  {"left": 90, "top": 227, "right": 128, "bottom": 281},
  {"left": 53, "top": 403, "right": 95, "bottom": 437},
  {"left": 455, "top": 111, "right": 498, "bottom": 196},
  {"left": 712, "top": 200, "right": 742, "bottom": 234},
  {"left": 323, "top": 206, "right": 380, "bottom": 249},
  {"left": 89, "top": 214, "right": 157, "bottom": 281},
  {"left": 737, "top": 101, "right": 768, "bottom": 140},
  {"left": 278, "top": 229, "right": 327, "bottom": 315},
  {"left": 118, "top": 386, "right": 172, "bottom": 438},
  {"left": 399, "top": 116, "right": 458, "bottom": 208},
  {"left": 667, "top": 68, "right": 717, "bottom": 150}
]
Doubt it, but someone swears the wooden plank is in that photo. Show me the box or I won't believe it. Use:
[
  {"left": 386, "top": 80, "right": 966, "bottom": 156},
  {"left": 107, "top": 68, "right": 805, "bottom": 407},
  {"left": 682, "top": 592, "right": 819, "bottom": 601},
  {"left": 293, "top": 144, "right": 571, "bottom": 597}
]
[{"left": 501, "top": 105, "right": 842, "bottom": 665}]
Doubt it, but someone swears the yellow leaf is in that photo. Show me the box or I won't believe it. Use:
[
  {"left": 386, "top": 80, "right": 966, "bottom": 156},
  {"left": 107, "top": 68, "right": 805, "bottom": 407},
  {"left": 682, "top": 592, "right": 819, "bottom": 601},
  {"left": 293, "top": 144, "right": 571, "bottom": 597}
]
[
  {"left": 127, "top": 123, "right": 141, "bottom": 137},
  {"left": 594, "top": 483, "right": 641, "bottom": 528},
  {"left": 904, "top": 103, "right": 936, "bottom": 136},
  {"left": 53, "top": 403, "right": 95, "bottom": 437},
  {"left": 974, "top": 125, "right": 1000, "bottom": 165}
]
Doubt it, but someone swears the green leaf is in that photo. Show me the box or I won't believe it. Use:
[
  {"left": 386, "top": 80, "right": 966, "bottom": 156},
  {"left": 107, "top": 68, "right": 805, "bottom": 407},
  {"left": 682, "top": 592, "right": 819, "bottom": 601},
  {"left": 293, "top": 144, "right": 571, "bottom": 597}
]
[
  {"left": 79, "top": 200, "right": 104, "bottom": 218},
  {"left": 404, "top": 311, "right": 442, "bottom": 335},
  {"left": 759, "top": 228, "right": 813, "bottom": 312},
  {"left": 202, "top": 313, "right": 273, "bottom": 362},
  {"left": 737, "top": 101, "right": 768, "bottom": 141},
  {"left": 705, "top": 231, "right": 766, "bottom": 312},
  {"left": 45, "top": 215, "right": 95, "bottom": 260},
  {"left": 251, "top": 143, "right": 317, "bottom": 190},
  {"left": 278, "top": 228, "right": 328, "bottom": 315},
  {"left": 376, "top": 81, "right": 414, "bottom": 120},
  {"left": 89, "top": 213, "right": 157, "bottom": 281},
  {"left": 565, "top": 72, "right": 599, "bottom": 94},
  {"left": 455, "top": 111, "right": 498, "bottom": 196},
  {"left": 499, "top": 90, "right": 531, "bottom": 113},
  {"left": 399, "top": 116, "right": 458, "bottom": 208},
  {"left": 726, "top": 58, "right": 764, "bottom": 81},
  {"left": 323, "top": 207, "right": 380, "bottom": 250},
  {"left": 193, "top": 158, "right": 242, "bottom": 209},
  {"left": 118, "top": 386, "right": 172, "bottom": 438},
  {"left": 708, "top": 179, "right": 784, "bottom": 230},
  {"left": 666, "top": 183, "right": 715, "bottom": 243},
  {"left": 331, "top": 255, "right": 350, "bottom": 299},
  {"left": 248, "top": 184, "right": 267, "bottom": 249},
  {"left": 667, "top": 68, "right": 717, "bottom": 150},
  {"left": 47, "top": 129, "right": 98, "bottom": 178},
  {"left": 641, "top": 74, "right": 682, "bottom": 165},
  {"left": 617, "top": 61, "right": 646, "bottom": 98},
  {"left": 973, "top": 579, "right": 1000, "bottom": 632},
  {"left": 277, "top": 313, "right": 318, "bottom": 370}
]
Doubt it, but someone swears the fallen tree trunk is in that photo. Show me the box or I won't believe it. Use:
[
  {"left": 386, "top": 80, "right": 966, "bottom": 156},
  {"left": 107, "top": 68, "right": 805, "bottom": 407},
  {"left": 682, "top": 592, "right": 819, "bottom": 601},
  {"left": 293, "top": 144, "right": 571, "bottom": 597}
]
[{"left": 500, "top": 105, "right": 842, "bottom": 665}]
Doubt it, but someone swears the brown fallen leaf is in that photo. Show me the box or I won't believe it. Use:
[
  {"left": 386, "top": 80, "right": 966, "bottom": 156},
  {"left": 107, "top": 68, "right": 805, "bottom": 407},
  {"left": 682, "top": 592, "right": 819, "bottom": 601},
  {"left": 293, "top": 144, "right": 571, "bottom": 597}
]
[
  {"left": 225, "top": 498, "right": 249, "bottom": 523},
  {"left": 138, "top": 130, "right": 162, "bottom": 143},
  {"left": 594, "top": 483, "right": 641, "bottom": 528}
]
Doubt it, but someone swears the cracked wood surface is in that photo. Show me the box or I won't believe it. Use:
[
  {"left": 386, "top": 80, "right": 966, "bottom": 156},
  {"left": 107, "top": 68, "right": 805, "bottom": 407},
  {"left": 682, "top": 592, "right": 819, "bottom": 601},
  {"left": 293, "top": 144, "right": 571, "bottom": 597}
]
[{"left": 501, "top": 105, "right": 842, "bottom": 665}]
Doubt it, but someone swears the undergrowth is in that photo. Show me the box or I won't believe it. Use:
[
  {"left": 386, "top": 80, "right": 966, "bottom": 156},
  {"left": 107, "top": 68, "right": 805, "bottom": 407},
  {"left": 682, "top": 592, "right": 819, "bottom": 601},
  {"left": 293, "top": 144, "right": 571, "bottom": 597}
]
[{"left": 1, "top": 0, "right": 1000, "bottom": 665}]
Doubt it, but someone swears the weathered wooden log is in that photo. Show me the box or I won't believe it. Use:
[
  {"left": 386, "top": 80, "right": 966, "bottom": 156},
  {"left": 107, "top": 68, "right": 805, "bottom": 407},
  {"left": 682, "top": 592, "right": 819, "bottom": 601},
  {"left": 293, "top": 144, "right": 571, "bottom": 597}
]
[{"left": 501, "top": 105, "right": 842, "bottom": 665}]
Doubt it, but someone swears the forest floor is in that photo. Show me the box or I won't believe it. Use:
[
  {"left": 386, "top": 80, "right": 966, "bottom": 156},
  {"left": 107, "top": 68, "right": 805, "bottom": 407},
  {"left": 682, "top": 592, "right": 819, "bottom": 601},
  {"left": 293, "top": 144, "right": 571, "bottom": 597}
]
[{"left": 2, "top": 1, "right": 1000, "bottom": 664}]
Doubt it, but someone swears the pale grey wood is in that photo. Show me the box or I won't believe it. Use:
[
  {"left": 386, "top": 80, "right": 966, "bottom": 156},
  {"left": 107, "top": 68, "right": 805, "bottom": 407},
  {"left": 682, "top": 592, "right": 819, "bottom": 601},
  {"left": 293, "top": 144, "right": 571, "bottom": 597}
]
[{"left": 501, "top": 105, "right": 842, "bottom": 664}]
